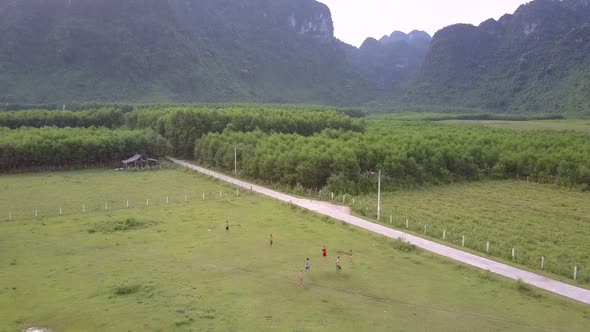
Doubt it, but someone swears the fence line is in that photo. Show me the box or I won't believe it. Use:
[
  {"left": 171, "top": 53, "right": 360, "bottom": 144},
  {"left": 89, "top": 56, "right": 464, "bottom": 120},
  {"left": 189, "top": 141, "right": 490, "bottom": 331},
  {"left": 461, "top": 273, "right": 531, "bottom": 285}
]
[
  {"left": 357, "top": 207, "right": 587, "bottom": 283},
  {"left": 1, "top": 188, "right": 250, "bottom": 223},
  {"left": 286, "top": 190, "right": 587, "bottom": 284}
]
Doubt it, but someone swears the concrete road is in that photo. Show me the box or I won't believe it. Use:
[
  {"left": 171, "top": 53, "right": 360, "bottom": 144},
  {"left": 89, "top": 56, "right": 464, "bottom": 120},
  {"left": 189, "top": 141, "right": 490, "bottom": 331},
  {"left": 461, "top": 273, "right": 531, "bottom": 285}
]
[{"left": 169, "top": 158, "right": 590, "bottom": 305}]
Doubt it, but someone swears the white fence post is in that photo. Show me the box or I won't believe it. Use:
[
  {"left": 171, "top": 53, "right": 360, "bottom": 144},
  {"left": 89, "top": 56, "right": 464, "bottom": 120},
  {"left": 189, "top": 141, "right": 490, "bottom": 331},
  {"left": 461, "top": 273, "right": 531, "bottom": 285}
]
[
  {"left": 59, "top": 207, "right": 63, "bottom": 215},
  {"left": 443, "top": 230, "right": 446, "bottom": 240},
  {"left": 35, "top": 209, "right": 38, "bottom": 217},
  {"left": 83, "top": 204, "right": 86, "bottom": 213},
  {"left": 146, "top": 198, "right": 149, "bottom": 206},
  {"left": 166, "top": 196, "right": 169, "bottom": 204},
  {"left": 8, "top": 212, "right": 12, "bottom": 221},
  {"left": 220, "top": 191, "right": 223, "bottom": 198},
  {"left": 352, "top": 198, "right": 355, "bottom": 205},
  {"left": 202, "top": 193, "right": 205, "bottom": 200},
  {"left": 512, "top": 248, "right": 515, "bottom": 260},
  {"left": 405, "top": 218, "right": 409, "bottom": 229},
  {"left": 389, "top": 215, "right": 393, "bottom": 224},
  {"left": 331, "top": 192, "right": 334, "bottom": 200},
  {"left": 486, "top": 241, "right": 490, "bottom": 253},
  {"left": 574, "top": 266, "right": 578, "bottom": 281},
  {"left": 236, "top": 189, "right": 239, "bottom": 196},
  {"left": 185, "top": 193, "right": 188, "bottom": 202},
  {"left": 462, "top": 235, "right": 465, "bottom": 247},
  {"left": 126, "top": 200, "right": 129, "bottom": 208},
  {"left": 424, "top": 225, "right": 427, "bottom": 234},
  {"left": 541, "top": 256, "right": 545, "bottom": 269}
]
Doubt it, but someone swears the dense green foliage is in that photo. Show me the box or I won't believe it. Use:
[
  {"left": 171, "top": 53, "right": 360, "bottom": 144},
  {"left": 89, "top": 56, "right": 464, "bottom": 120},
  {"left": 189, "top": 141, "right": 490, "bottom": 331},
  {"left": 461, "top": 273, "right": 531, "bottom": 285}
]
[
  {"left": 195, "top": 122, "right": 590, "bottom": 193},
  {"left": 129, "top": 107, "right": 365, "bottom": 156},
  {"left": 0, "top": 127, "right": 170, "bottom": 170},
  {"left": 0, "top": 108, "right": 125, "bottom": 128},
  {"left": 407, "top": 0, "right": 590, "bottom": 114}
]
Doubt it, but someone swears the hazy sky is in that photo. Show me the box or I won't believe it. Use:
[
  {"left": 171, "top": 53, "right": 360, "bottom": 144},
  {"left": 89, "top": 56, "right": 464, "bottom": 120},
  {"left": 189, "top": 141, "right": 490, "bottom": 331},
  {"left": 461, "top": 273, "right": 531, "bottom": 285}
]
[{"left": 319, "top": 0, "right": 532, "bottom": 46}]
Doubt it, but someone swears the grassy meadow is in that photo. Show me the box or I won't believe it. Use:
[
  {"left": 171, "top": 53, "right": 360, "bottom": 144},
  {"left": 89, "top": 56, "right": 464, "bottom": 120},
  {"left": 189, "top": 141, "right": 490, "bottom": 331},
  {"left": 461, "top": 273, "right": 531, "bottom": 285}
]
[
  {"left": 1, "top": 170, "right": 590, "bottom": 331},
  {"left": 352, "top": 180, "right": 590, "bottom": 284}
]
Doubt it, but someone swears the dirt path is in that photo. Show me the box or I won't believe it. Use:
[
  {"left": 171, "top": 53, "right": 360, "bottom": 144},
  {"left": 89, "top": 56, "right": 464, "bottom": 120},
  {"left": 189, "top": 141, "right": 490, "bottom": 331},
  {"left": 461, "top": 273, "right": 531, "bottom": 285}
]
[{"left": 169, "top": 158, "right": 590, "bottom": 305}]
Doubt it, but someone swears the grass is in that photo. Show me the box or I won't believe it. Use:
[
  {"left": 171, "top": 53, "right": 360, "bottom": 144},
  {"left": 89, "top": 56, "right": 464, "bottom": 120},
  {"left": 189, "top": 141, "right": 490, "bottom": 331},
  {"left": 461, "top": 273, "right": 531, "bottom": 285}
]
[
  {"left": 87, "top": 218, "right": 156, "bottom": 234},
  {"left": 442, "top": 119, "right": 590, "bottom": 132},
  {"left": 1, "top": 170, "right": 590, "bottom": 331},
  {"left": 352, "top": 180, "right": 590, "bottom": 284},
  {"left": 0, "top": 168, "right": 234, "bottom": 220}
]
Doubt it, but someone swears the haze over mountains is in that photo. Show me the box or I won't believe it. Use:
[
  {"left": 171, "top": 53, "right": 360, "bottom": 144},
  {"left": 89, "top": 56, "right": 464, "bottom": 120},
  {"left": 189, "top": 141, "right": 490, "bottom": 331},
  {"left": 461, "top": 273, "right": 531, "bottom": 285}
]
[{"left": 0, "top": 0, "right": 589, "bottom": 114}]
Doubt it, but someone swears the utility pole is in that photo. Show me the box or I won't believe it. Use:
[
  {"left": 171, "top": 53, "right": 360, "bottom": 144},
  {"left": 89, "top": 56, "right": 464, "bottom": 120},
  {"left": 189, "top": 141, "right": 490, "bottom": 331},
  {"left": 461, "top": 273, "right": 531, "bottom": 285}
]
[
  {"left": 234, "top": 145, "right": 237, "bottom": 176},
  {"left": 377, "top": 170, "right": 381, "bottom": 221}
]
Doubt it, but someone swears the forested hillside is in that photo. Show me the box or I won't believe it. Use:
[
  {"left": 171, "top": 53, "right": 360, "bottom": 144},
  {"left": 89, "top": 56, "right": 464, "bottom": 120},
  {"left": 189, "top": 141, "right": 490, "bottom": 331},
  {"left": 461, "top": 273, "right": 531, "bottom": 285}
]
[
  {"left": 0, "top": 0, "right": 367, "bottom": 104},
  {"left": 1, "top": 0, "right": 589, "bottom": 113},
  {"left": 405, "top": 0, "right": 590, "bottom": 114}
]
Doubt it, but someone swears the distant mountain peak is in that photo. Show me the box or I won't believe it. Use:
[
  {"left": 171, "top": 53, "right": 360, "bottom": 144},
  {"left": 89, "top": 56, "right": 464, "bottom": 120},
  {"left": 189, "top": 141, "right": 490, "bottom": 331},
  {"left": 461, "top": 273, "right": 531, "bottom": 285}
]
[{"left": 379, "top": 30, "right": 431, "bottom": 45}]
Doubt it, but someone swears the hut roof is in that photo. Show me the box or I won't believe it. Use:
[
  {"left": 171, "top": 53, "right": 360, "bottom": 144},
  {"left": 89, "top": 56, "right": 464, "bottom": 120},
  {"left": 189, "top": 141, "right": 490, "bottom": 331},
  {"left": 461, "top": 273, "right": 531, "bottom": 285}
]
[{"left": 122, "top": 154, "right": 143, "bottom": 164}]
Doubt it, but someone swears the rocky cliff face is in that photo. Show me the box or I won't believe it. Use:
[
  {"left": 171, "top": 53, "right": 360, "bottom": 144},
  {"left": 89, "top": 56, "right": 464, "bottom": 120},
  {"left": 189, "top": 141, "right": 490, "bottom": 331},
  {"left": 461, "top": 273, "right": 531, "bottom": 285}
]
[{"left": 406, "top": 0, "right": 590, "bottom": 113}]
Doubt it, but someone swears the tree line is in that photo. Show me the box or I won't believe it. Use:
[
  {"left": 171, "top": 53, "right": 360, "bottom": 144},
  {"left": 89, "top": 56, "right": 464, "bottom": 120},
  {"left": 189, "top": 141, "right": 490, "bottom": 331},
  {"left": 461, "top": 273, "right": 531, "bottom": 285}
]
[
  {"left": 0, "top": 105, "right": 364, "bottom": 169},
  {"left": 0, "top": 108, "right": 125, "bottom": 129},
  {"left": 0, "top": 127, "right": 171, "bottom": 170},
  {"left": 127, "top": 106, "right": 365, "bottom": 156},
  {"left": 194, "top": 122, "right": 590, "bottom": 193}
]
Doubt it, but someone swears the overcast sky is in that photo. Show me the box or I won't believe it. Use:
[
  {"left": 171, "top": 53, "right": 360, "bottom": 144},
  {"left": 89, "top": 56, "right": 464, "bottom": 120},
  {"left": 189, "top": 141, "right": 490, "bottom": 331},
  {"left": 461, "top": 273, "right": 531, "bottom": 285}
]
[{"left": 319, "top": 0, "right": 532, "bottom": 47}]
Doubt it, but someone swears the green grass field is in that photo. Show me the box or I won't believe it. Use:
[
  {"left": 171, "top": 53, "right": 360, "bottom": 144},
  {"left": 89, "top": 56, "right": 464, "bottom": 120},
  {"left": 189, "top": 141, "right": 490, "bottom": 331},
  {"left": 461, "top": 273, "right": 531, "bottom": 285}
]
[
  {"left": 1, "top": 170, "right": 590, "bottom": 331},
  {"left": 442, "top": 119, "right": 590, "bottom": 132},
  {"left": 352, "top": 180, "right": 590, "bottom": 284}
]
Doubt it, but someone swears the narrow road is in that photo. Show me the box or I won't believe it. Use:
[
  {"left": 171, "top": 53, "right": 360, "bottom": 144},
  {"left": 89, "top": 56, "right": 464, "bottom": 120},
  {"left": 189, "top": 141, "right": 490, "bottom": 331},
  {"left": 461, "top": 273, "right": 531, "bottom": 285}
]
[{"left": 169, "top": 158, "right": 590, "bottom": 305}]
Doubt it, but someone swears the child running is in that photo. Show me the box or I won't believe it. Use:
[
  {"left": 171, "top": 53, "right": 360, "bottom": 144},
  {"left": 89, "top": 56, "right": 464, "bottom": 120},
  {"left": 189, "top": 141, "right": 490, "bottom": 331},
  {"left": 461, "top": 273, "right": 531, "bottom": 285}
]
[
  {"left": 322, "top": 246, "right": 327, "bottom": 261},
  {"left": 270, "top": 234, "right": 273, "bottom": 248},
  {"left": 305, "top": 258, "right": 311, "bottom": 271},
  {"left": 336, "top": 256, "right": 342, "bottom": 273},
  {"left": 225, "top": 221, "right": 230, "bottom": 232}
]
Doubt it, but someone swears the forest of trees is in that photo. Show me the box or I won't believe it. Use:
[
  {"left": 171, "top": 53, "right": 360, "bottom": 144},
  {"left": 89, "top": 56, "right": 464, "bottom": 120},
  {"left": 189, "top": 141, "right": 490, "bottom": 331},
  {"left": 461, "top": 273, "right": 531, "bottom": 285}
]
[
  {"left": 0, "top": 105, "right": 363, "bottom": 170},
  {"left": 0, "top": 108, "right": 126, "bottom": 129},
  {"left": 0, "top": 127, "right": 171, "bottom": 170},
  {"left": 127, "top": 106, "right": 365, "bottom": 156},
  {"left": 2, "top": 105, "right": 589, "bottom": 192},
  {"left": 195, "top": 122, "right": 590, "bottom": 193}
]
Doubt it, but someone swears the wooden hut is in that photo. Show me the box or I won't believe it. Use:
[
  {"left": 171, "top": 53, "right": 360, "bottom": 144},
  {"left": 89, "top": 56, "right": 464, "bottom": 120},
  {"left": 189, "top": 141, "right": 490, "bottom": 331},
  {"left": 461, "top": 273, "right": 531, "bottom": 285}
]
[{"left": 121, "top": 154, "right": 160, "bottom": 169}]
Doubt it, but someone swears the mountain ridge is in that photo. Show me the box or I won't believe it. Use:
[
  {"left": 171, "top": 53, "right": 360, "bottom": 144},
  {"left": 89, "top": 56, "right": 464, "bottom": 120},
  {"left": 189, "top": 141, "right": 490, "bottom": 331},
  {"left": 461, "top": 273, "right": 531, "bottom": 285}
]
[
  {"left": 1, "top": 0, "right": 589, "bottom": 114},
  {"left": 404, "top": 0, "right": 590, "bottom": 113}
]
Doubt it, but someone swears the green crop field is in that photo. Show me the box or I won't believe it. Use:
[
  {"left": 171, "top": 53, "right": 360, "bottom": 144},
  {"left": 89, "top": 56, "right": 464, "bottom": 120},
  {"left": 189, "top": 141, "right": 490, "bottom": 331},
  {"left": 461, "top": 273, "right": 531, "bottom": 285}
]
[
  {"left": 352, "top": 180, "right": 590, "bottom": 284},
  {"left": 1, "top": 170, "right": 590, "bottom": 331},
  {"left": 442, "top": 119, "right": 590, "bottom": 132}
]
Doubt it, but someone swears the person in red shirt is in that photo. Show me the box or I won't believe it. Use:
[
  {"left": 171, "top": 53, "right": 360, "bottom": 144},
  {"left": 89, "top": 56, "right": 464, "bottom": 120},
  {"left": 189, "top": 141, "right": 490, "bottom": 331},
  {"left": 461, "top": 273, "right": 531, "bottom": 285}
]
[{"left": 322, "top": 246, "right": 327, "bottom": 261}]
